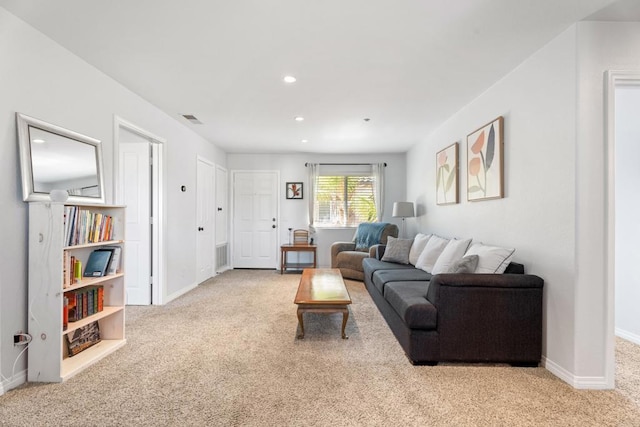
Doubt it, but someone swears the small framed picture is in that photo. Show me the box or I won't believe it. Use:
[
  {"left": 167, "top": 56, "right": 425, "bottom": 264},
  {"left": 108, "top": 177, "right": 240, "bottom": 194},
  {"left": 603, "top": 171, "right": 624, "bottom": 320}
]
[
  {"left": 286, "top": 182, "right": 303, "bottom": 199},
  {"left": 436, "top": 142, "right": 459, "bottom": 205}
]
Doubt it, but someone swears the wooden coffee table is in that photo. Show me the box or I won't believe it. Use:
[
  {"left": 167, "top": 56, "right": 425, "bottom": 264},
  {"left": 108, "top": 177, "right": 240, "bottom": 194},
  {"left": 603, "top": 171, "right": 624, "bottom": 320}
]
[{"left": 294, "top": 269, "right": 352, "bottom": 339}]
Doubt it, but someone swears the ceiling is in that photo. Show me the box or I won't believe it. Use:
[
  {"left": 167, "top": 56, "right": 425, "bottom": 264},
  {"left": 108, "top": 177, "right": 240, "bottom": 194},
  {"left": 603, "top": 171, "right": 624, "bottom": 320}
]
[{"left": 1, "top": 0, "right": 637, "bottom": 154}]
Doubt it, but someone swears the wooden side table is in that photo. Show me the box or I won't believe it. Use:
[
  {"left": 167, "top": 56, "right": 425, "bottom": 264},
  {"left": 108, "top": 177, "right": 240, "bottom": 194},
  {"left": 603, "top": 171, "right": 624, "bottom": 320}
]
[{"left": 280, "top": 244, "right": 317, "bottom": 274}]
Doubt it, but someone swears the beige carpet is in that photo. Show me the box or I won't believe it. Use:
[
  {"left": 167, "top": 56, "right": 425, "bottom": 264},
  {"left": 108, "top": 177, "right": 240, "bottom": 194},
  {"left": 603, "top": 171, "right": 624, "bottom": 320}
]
[{"left": 1, "top": 269, "right": 639, "bottom": 426}]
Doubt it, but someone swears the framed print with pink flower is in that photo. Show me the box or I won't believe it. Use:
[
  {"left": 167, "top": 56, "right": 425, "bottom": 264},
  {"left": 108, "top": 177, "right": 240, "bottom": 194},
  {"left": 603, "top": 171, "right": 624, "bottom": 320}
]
[
  {"left": 286, "top": 182, "right": 303, "bottom": 199},
  {"left": 436, "top": 142, "right": 459, "bottom": 205},
  {"left": 467, "top": 116, "right": 504, "bottom": 201}
]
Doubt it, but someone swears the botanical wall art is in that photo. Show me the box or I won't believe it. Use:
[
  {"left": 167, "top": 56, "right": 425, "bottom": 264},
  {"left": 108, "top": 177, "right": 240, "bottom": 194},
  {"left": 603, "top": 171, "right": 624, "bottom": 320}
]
[
  {"left": 286, "top": 182, "right": 303, "bottom": 199},
  {"left": 467, "top": 116, "right": 504, "bottom": 201},
  {"left": 436, "top": 142, "right": 459, "bottom": 205}
]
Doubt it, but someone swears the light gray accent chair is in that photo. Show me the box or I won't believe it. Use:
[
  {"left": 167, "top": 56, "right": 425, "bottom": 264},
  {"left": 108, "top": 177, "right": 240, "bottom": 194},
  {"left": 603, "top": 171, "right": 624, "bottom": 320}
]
[{"left": 331, "top": 223, "right": 399, "bottom": 281}]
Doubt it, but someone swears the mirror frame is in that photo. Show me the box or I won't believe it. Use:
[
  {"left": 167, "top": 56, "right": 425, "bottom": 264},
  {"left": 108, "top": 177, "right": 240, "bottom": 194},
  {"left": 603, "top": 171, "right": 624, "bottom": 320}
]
[{"left": 16, "top": 113, "right": 105, "bottom": 204}]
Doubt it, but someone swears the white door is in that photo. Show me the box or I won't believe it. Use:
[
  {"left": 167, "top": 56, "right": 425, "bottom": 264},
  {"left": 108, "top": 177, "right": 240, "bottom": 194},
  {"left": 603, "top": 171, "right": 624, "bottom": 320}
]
[
  {"left": 216, "top": 165, "right": 228, "bottom": 246},
  {"left": 120, "top": 142, "right": 151, "bottom": 305},
  {"left": 233, "top": 171, "right": 278, "bottom": 268},
  {"left": 196, "top": 157, "right": 215, "bottom": 284}
]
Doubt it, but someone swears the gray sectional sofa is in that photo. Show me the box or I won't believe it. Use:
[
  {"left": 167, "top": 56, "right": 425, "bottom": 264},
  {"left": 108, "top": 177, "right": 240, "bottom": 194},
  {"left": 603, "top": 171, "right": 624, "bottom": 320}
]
[{"left": 363, "top": 248, "right": 544, "bottom": 366}]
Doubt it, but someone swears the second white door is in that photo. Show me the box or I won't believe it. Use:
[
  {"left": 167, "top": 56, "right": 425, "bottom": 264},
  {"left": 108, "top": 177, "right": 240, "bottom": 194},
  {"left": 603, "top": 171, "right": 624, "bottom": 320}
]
[{"left": 196, "top": 157, "right": 215, "bottom": 283}]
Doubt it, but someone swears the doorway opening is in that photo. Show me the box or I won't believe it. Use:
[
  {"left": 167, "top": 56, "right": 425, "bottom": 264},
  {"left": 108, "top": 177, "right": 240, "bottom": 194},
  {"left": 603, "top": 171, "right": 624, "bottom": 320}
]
[
  {"left": 113, "top": 116, "right": 165, "bottom": 305},
  {"left": 605, "top": 71, "right": 640, "bottom": 390}
]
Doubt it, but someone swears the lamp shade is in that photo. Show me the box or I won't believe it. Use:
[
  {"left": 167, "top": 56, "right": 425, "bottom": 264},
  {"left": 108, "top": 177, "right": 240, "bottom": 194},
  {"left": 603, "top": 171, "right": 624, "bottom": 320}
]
[{"left": 392, "top": 202, "right": 414, "bottom": 218}]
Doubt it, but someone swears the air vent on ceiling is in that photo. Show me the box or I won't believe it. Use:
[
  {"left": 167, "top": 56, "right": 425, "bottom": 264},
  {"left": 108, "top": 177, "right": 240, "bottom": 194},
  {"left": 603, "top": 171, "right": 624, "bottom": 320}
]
[{"left": 182, "top": 114, "right": 203, "bottom": 124}]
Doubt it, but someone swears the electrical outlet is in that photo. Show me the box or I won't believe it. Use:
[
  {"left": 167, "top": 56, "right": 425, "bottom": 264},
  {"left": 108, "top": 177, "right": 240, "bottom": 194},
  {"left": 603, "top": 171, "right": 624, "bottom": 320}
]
[{"left": 13, "top": 331, "right": 30, "bottom": 346}]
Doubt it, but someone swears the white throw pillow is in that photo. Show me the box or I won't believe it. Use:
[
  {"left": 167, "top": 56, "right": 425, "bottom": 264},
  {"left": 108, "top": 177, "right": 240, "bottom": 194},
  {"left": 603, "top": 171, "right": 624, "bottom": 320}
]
[
  {"left": 415, "top": 235, "right": 449, "bottom": 273},
  {"left": 464, "top": 243, "right": 515, "bottom": 273},
  {"left": 408, "top": 233, "right": 432, "bottom": 265},
  {"left": 431, "top": 238, "right": 472, "bottom": 275},
  {"left": 381, "top": 236, "right": 413, "bottom": 264}
]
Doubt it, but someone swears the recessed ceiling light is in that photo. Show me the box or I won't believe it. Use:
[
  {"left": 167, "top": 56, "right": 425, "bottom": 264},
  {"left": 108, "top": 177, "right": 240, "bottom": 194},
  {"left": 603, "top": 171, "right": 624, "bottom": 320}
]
[
  {"left": 32, "top": 139, "right": 45, "bottom": 144},
  {"left": 283, "top": 75, "right": 297, "bottom": 83},
  {"left": 294, "top": 116, "right": 304, "bottom": 122},
  {"left": 301, "top": 139, "right": 308, "bottom": 143}
]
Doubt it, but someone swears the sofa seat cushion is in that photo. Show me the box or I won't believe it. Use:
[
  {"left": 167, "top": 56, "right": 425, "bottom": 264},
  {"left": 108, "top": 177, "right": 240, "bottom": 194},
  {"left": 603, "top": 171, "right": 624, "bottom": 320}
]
[
  {"left": 383, "top": 281, "right": 437, "bottom": 330},
  {"left": 335, "top": 250, "right": 370, "bottom": 271},
  {"left": 363, "top": 258, "right": 416, "bottom": 282},
  {"left": 372, "top": 268, "right": 432, "bottom": 294}
]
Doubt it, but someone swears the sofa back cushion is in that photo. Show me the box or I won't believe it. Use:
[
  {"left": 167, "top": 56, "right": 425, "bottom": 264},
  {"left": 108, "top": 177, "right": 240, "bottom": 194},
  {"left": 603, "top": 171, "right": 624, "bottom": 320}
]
[
  {"left": 465, "top": 243, "right": 515, "bottom": 273},
  {"left": 409, "top": 233, "right": 431, "bottom": 265},
  {"left": 447, "top": 254, "right": 479, "bottom": 273},
  {"left": 431, "top": 238, "right": 472, "bottom": 275},
  {"left": 381, "top": 236, "right": 413, "bottom": 264},
  {"left": 415, "top": 235, "right": 449, "bottom": 273}
]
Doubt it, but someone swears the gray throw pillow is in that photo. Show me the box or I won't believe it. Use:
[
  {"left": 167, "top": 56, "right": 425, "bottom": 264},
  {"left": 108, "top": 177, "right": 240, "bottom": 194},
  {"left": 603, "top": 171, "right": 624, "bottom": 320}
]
[
  {"left": 446, "top": 255, "right": 479, "bottom": 273},
  {"left": 381, "top": 236, "right": 413, "bottom": 264}
]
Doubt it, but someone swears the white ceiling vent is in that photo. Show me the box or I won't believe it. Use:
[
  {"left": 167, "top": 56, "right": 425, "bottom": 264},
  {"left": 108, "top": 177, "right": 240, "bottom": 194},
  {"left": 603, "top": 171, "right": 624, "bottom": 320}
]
[{"left": 182, "top": 114, "right": 203, "bottom": 124}]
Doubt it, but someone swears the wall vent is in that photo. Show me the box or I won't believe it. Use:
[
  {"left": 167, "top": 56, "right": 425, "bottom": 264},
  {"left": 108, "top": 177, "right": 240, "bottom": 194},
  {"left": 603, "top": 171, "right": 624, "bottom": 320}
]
[
  {"left": 216, "top": 244, "right": 229, "bottom": 272},
  {"left": 181, "top": 114, "right": 203, "bottom": 124}
]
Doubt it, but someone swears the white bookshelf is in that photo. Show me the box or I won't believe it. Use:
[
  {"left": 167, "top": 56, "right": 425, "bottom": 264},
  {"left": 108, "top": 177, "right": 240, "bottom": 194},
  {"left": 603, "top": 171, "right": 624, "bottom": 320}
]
[{"left": 28, "top": 202, "right": 126, "bottom": 382}]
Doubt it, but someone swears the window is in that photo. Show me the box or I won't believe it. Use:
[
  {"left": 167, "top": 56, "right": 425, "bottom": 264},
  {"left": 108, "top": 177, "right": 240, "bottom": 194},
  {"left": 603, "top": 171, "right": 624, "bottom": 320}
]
[{"left": 314, "top": 175, "right": 377, "bottom": 227}]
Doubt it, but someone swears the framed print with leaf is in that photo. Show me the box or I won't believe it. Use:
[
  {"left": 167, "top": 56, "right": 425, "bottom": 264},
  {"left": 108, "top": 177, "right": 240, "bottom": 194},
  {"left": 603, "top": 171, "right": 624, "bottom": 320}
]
[
  {"left": 286, "top": 182, "right": 303, "bottom": 199},
  {"left": 436, "top": 143, "right": 459, "bottom": 205},
  {"left": 467, "top": 116, "right": 504, "bottom": 201}
]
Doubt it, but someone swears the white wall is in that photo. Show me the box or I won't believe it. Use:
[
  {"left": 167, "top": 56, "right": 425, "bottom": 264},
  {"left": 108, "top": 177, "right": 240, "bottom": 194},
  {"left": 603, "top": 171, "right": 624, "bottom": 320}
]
[
  {"left": 227, "top": 153, "right": 406, "bottom": 268},
  {"left": 615, "top": 84, "right": 640, "bottom": 345},
  {"left": 0, "top": 7, "right": 226, "bottom": 393},
  {"left": 406, "top": 27, "right": 578, "bottom": 380}
]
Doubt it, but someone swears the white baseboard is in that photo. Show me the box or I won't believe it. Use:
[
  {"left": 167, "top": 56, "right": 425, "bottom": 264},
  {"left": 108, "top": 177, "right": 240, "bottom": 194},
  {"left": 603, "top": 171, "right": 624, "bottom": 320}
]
[
  {"left": 615, "top": 328, "right": 640, "bottom": 345},
  {"left": 216, "top": 266, "right": 232, "bottom": 274},
  {"left": 542, "top": 356, "right": 610, "bottom": 390},
  {"left": 164, "top": 281, "right": 198, "bottom": 304},
  {"left": 0, "top": 369, "right": 27, "bottom": 396}
]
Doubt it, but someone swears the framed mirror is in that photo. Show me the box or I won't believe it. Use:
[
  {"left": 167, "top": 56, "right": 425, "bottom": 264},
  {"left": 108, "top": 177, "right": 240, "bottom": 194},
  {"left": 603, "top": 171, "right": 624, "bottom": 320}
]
[{"left": 16, "top": 113, "right": 105, "bottom": 204}]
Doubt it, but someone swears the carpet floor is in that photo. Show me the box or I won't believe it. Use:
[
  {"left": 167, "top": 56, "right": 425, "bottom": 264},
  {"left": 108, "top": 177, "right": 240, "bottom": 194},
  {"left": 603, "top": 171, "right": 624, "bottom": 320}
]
[{"left": 1, "top": 269, "right": 639, "bottom": 426}]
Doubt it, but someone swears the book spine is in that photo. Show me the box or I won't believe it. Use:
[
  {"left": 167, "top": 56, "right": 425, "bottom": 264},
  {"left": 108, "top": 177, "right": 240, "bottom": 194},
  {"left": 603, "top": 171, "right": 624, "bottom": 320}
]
[{"left": 97, "top": 286, "right": 104, "bottom": 312}]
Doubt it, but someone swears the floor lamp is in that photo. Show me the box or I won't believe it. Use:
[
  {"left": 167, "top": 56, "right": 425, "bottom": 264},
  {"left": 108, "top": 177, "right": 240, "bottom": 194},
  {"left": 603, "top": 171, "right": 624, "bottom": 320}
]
[{"left": 392, "top": 202, "right": 415, "bottom": 238}]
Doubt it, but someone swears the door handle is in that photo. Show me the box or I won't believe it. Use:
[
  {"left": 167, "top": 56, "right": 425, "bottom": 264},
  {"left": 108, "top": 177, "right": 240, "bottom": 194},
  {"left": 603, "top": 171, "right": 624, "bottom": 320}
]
[
  {"left": 198, "top": 227, "right": 204, "bottom": 231},
  {"left": 272, "top": 225, "right": 276, "bottom": 229},
  {"left": 272, "top": 218, "right": 276, "bottom": 221},
  {"left": 218, "top": 207, "right": 222, "bottom": 211}
]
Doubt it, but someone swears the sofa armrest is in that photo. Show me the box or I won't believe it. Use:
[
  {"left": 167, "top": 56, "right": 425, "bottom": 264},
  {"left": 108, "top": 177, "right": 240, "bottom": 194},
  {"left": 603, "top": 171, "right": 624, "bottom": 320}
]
[
  {"left": 369, "top": 244, "right": 386, "bottom": 259},
  {"left": 427, "top": 273, "right": 544, "bottom": 363},
  {"left": 426, "top": 273, "right": 543, "bottom": 305},
  {"left": 330, "top": 241, "right": 356, "bottom": 267}
]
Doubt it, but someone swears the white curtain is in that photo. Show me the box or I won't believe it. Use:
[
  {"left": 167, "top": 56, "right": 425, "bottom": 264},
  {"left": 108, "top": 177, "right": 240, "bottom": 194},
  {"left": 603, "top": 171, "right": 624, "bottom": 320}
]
[
  {"left": 307, "top": 163, "right": 319, "bottom": 233},
  {"left": 372, "top": 163, "right": 385, "bottom": 222}
]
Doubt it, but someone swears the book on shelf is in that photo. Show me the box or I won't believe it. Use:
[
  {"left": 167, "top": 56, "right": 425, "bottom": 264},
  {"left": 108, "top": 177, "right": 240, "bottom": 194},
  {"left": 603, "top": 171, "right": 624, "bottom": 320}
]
[
  {"left": 96, "top": 246, "right": 122, "bottom": 275},
  {"left": 65, "top": 321, "right": 101, "bottom": 357},
  {"left": 83, "top": 250, "right": 112, "bottom": 277},
  {"left": 63, "top": 206, "right": 115, "bottom": 246},
  {"left": 64, "top": 285, "right": 104, "bottom": 323}
]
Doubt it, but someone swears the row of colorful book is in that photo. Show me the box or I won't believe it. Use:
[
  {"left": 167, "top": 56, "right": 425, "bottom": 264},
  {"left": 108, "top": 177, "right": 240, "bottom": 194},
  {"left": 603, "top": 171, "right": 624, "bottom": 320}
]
[
  {"left": 63, "top": 206, "right": 115, "bottom": 247},
  {"left": 64, "top": 285, "right": 104, "bottom": 324}
]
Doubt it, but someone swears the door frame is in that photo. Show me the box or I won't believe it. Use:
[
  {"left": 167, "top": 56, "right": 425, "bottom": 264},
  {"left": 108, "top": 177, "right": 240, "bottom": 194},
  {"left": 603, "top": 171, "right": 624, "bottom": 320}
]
[
  {"left": 113, "top": 115, "right": 166, "bottom": 305},
  {"left": 196, "top": 155, "right": 216, "bottom": 283},
  {"left": 604, "top": 70, "right": 640, "bottom": 389},
  {"left": 230, "top": 170, "right": 281, "bottom": 269}
]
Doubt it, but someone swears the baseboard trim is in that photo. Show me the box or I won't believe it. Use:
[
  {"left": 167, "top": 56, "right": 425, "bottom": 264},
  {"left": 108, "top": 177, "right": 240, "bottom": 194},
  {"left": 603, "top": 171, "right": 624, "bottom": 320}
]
[
  {"left": 0, "top": 369, "right": 27, "bottom": 396},
  {"left": 615, "top": 328, "right": 640, "bottom": 345},
  {"left": 543, "top": 357, "right": 610, "bottom": 389},
  {"left": 164, "top": 281, "right": 198, "bottom": 304}
]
